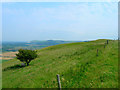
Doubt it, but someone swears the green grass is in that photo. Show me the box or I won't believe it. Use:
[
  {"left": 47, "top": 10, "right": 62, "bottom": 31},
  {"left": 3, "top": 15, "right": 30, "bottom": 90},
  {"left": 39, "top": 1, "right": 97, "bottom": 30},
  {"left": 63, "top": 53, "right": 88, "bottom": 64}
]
[
  {"left": 0, "top": 60, "right": 9, "bottom": 63},
  {"left": 2, "top": 39, "right": 118, "bottom": 88}
]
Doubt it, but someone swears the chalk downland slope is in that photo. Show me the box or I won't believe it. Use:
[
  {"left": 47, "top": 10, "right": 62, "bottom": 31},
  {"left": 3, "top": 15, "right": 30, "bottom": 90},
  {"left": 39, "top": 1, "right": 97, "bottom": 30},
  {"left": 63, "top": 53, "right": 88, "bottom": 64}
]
[{"left": 2, "top": 39, "right": 118, "bottom": 88}]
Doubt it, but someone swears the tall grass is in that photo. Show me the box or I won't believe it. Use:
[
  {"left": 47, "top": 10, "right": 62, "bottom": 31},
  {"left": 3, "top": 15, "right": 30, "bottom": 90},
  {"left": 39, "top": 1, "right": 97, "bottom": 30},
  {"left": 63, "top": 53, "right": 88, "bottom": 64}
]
[{"left": 2, "top": 39, "right": 118, "bottom": 88}]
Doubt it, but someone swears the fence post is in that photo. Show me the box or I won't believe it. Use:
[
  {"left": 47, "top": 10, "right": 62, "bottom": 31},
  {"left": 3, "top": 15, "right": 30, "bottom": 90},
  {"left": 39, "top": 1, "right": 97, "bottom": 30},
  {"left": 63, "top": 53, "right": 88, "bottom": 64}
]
[
  {"left": 96, "top": 49, "right": 98, "bottom": 56},
  {"left": 107, "top": 40, "right": 109, "bottom": 44},
  {"left": 104, "top": 43, "right": 106, "bottom": 48},
  {"left": 57, "top": 74, "right": 61, "bottom": 90}
]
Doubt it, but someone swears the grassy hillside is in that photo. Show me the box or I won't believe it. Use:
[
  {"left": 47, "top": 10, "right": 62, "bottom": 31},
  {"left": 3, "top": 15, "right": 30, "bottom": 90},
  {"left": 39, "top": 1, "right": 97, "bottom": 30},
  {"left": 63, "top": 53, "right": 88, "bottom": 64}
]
[{"left": 2, "top": 39, "right": 118, "bottom": 88}]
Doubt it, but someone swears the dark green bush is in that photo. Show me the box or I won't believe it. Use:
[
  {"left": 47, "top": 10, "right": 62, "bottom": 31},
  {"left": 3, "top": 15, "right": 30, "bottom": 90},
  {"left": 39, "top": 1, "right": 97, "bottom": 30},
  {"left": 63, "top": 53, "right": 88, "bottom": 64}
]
[{"left": 16, "top": 49, "right": 37, "bottom": 66}]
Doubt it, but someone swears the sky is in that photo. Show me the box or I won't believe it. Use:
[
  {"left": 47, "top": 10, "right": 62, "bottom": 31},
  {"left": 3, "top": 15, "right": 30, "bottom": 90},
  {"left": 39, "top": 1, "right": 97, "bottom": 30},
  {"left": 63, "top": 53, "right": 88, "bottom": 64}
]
[{"left": 2, "top": 2, "right": 118, "bottom": 41}]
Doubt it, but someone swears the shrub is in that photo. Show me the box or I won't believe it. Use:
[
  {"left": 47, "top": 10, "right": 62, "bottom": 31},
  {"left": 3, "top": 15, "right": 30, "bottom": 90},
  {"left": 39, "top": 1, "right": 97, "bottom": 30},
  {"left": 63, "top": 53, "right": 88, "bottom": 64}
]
[{"left": 16, "top": 49, "right": 37, "bottom": 66}]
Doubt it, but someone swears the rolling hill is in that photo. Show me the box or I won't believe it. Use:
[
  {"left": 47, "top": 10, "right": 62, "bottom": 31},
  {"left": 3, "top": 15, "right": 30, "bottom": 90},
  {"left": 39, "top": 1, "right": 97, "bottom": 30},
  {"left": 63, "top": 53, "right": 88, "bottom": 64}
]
[
  {"left": 2, "top": 39, "right": 118, "bottom": 88},
  {"left": 2, "top": 40, "right": 78, "bottom": 53}
]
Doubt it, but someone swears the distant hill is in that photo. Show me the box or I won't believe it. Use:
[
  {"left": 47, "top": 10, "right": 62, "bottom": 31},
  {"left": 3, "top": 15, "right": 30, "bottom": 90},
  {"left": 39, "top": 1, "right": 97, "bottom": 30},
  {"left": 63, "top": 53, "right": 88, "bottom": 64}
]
[
  {"left": 2, "top": 40, "right": 82, "bottom": 52},
  {"left": 2, "top": 39, "right": 118, "bottom": 88},
  {"left": 29, "top": 40, "right": 78, "bottom": 45}
]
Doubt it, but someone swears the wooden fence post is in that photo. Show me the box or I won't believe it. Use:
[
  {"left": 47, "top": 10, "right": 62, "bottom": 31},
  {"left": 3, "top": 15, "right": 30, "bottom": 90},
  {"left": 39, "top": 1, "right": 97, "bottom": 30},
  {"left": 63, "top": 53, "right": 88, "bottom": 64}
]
[
  {"left": 57, "top": 74, "right": 61, "bottom": 90},
  {"left": 96, "top": 49, "right": 98, "bottom": 56},
  {"left": 107, "top": 40, "right": 109, "bottom": 44},
  {"left": 104, "top": 43, "right": 106, "bottom": 48}
]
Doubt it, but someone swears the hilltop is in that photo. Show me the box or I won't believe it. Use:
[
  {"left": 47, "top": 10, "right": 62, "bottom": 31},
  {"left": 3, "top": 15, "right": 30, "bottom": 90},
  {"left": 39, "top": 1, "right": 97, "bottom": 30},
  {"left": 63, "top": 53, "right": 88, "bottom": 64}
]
[{"left": 2, "top": 39, "right": 118, "bottom": 88}]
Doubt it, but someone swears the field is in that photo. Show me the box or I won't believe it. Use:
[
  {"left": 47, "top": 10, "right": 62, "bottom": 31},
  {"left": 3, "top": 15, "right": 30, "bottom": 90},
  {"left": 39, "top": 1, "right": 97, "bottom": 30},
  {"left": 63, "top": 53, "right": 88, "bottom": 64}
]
[
  {"left": 0, "top": 52, "right": 18, "bottom": 63},
  {"left": 0, "top": 60, "right": 8, "bottom": 63},
  {"left": 2, "top": 39, "right": 118, "bottom": 88}
]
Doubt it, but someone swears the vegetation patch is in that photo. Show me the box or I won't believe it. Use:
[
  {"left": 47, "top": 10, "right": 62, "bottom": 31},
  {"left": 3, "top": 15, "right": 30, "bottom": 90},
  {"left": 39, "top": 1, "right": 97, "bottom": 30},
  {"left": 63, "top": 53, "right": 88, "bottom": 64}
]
[{"left": 2, "top": 39, "right": 118, "bottom": 88}]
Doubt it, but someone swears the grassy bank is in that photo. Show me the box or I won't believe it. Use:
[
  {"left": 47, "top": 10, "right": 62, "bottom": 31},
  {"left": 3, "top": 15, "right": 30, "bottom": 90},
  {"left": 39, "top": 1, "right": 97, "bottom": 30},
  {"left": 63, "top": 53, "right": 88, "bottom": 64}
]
[{"left": 2, "top": 39, "right": 118, "bottom": 88}]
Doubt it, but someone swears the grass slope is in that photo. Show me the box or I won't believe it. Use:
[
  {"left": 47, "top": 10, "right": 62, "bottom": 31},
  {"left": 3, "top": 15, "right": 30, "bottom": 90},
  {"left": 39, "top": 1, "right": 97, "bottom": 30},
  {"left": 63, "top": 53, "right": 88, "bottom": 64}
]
[{"left": 2, "top": 39, "right": 118, "bottom": 88}]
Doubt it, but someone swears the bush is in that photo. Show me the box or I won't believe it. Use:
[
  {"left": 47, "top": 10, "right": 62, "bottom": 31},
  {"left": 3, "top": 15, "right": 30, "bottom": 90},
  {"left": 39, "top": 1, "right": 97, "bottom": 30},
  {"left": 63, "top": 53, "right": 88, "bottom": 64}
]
[{"left": 16, "top": 49, "right": 37, "bottom": 66}]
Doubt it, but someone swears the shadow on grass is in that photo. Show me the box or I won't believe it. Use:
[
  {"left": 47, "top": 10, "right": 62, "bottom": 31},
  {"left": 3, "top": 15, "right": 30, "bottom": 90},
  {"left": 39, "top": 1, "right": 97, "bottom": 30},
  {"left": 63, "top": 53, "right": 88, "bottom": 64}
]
[{"left": 3, "top": 64, "right": 25, "bottom": 71}]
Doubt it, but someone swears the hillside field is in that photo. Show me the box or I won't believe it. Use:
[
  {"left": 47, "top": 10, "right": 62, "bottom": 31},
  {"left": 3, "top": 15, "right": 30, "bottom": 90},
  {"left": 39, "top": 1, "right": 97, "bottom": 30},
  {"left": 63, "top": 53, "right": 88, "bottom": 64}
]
[{"left": 2, "top": 39, "right": 118, "bottom": 88}]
